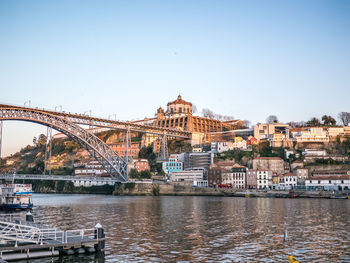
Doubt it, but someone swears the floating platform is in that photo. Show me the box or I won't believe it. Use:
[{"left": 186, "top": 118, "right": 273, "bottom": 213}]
[{"left": 0, "top": 216, "right": 105, "bottom": 261}]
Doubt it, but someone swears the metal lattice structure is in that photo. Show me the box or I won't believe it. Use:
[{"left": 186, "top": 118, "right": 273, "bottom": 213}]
[
  {"left": 0, "top": 107, "right": 127, "bottom": 181},
  {"left": 158, "top": 134, "right": 169, "bottom": 161},
  {"left": 0, "top": 103, "right": 191, "bottom": 138}
]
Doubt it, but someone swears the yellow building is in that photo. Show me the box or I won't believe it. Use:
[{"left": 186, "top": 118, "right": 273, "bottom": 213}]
[{"left": 154, "top": 95, "right": 244, "bottom": 135}]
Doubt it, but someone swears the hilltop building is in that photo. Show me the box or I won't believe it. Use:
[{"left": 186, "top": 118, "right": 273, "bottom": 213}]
[{"left": 154, "top": 95, "right": 244, "bottom": 144}]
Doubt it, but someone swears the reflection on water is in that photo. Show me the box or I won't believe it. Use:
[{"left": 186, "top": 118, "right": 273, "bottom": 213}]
[{"left": 10, "top": 194, "right": 350, "bottom": 262}]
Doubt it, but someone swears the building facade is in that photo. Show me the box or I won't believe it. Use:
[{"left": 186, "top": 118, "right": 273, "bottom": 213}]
[
  {"left": 253, "top": 157, "right": 285, "bottom": 174},
  {"left": 257, "top": 170, "right": 272, "bottom": 189},
  {"left": 134, "top": 159, "right": 150, "bottom": 173},
  {"left": 305, "top": 176, "right": 350, "bottom": 190},
  {"left": 154, "top": 95, "right": 245, "bottom": 135},
  {"left": 162, "top": 156, "right": 183, "bottom": 175},
  {"left": 246, "top": 169, "right": 257, "bottom": 189}
]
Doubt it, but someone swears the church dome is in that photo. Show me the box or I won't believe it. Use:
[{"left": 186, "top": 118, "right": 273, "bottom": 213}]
[{"left": 167, "top": 95, "right": 192, "bottom": 106}]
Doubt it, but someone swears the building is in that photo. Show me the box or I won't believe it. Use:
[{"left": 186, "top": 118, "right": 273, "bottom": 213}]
[
  {"left": 295, "top": 168, "right": 308, "bottom": 181},
  {"left": 208, "top": 166, "right": 224, "bottom": 187},
  {"left": 221, "top": 165, "right": 247, "bottom": 189},
  {"left": 278, "top": 173, "right": 297, "bottom": 190},
  {"left": 154, "top": 95, "right": 245, "bottom": 144},
  {"left": 311, "top": 170, "right": 350, "bottom": 178},
  {"left": 162, "top": 156, "right": 183, "bottom": 175},
  {"left": 302, "top": 149, "right": 327, "bottom": 156},
  {"left": 170, "top": 169, "right": 204, "bottom": 183},
  {"left": 246, "top": 169, "right": 257, "bottom": 189},
  {"left": 74, "top": 160, "right": 109, "bottom": 177},
  {"left": 211, "top": 142, "right": 229, "bottom": 153},
  {"left": 247, "top": 136, "right": 258, "bottom": 145},
  {"left": 254, "top": 123, "right": 290, "bottom": 146},
  {"left": 192, "top": 146, "right": 203, "bottom": 152},
  {"left": 110, "top": 142, "right": 140, "bottom": 159},
  {"left": 257, "top": 170, "right": 272, "bottom": 190},
  {"left": 134, "top": 159, "right": 150, "bottom": 173},
  {"left": 327, "top": 127, "right": 344, "bottom": 139},
  {"left": 253, "top": 157, "right": 285, "bottom": 173},
  {"left": 183, "top": 152, "right": 214, "bottom": 171},
  {"left": 207, "top": 161, "right": 236, "bottom": 187},
  {"left": 229, "top": 138, "right": 247, "bottom": 150},
  {"left": 294, "top": 127, "right": 329, "bottom": 143},
  {"left": 305, "top": 175, "right": 350, "bottom": 190}
]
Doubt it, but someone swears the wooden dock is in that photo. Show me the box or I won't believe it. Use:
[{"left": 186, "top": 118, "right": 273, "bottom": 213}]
[{"left": 0, "top": 215, "right": 105, "bottom": 261}]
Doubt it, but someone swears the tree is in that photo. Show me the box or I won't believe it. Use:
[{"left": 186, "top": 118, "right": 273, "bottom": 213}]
[
  {"left": 129, "top": 168, "right": 140, "bottom": 179},
  {"left": 192, "top": 104, "right": 197, "bottom": 114},
  {"left": 338, "top": 112, "right": 350, "bottom": 126},
  {"left": 33, "top": 137, "right": 37, "bottom": 146},
  {"left": 243, "top": 120, "right": 251, "bottom": 128},
  {"left": 37, "top": 134, "right": 47, "bottom": 146},
  {"left": 140, "top": 170, "right": 151, "bottom": 179},
  {"left": 202, "top": 108, "right": 215, "bottom": 119},
  {"left": 266, "top": 115, "right": 278, "bottom": 124},
  {"left": 306, "top": 117, "right": 321, "bottom": 126},
  {"left": 322, "top": 115, "right": 336, "bottom": 126}
]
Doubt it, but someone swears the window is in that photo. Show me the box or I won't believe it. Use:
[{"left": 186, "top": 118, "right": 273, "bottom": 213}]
[
  {"left": 329, "top": 180, "right": 331, "bottom": 184},
  {"left": 318, "top": 180, "right": 320, "bottom": 184}
]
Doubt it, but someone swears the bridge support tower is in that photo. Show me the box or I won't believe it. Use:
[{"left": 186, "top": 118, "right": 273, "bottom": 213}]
[
  {"left": 158, "top": 133, "right": 168, "bottom": 161},
  {"left": 0, "top": 121, "right": 2, "bottom": 167}
]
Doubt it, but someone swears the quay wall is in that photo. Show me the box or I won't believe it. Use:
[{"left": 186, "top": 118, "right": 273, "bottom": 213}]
[{"left": 10, "top": 179, "right": 348, "bottom": 198}]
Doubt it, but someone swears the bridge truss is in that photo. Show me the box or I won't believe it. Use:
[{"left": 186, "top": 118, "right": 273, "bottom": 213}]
[{"left": 0, "top": 107, "right": 128, "bottom": 181}]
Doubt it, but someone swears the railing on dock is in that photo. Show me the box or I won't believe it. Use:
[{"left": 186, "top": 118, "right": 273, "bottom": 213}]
[{"left": 0, "top": 220, "right": 96, "bottom": 247}]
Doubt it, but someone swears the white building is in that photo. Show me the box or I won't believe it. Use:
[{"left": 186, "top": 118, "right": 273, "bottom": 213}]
[
  {"left": 231, "top": 140, "right": 247, "bottom": 150},
  {"left": 72, "top": 179, "right": 115, "bottom": 187},
  {"left": 257, "top": 170, "right": 272, "bottom": 190},
  {"left": 211, "top": 142, "right": 229, "bottom": 153},
  {"left": 74, "top": 160, "right": 109, "bottom": 177},
  {"left": 294, "top": 128, "right": 329, "bottom": 143},
  {"left": 327, "top": 127, "right": 344, "bottom": 137},
  {"left": 305, "top": 176, "right": 350, "bottom": 191},
  {"left": 221, "top": 165, "right": 247, "bottom": 189},
  {"left": 295, "top": 168, "right": 308, "bottom": 181},
  {"left": 278, "top": 173, "right": 297, "bottom": 190},
  {"left": 302, "top": 149, "right": 327, "bottom": 156},
  {"left": 170, "top": 169, "right": 204, "bottom": 183}
]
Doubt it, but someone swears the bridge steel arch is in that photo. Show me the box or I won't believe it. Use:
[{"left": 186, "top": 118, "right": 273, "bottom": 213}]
[{"left": 0, "top": 107, "right": 128, "bottom": 181}]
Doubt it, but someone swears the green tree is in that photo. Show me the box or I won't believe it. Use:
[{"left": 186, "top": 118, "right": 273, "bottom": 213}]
[
  {"left": 306, "top": 117, "right": 321, "bottom": 126},
  {"left": 37, "top": 134, "right": 47, "bottom": 146},
  {"left": 140, "top": 170, "right": 151, "bottom": 179},
  {"left": 322, "top": 115, "right": 336, "bottom": 126},
  {"left": 129, "top": 168, "right": 140, "bottom": 179}
]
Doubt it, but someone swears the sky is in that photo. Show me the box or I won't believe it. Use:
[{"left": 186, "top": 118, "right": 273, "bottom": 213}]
[{"left": 0, "top": 0, "right": 350, "bottom": 157}]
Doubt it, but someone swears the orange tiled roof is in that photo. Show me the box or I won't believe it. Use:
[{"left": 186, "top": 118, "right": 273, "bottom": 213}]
[{"left": 167, "top": 95, "right": 192, "bottom": 106}]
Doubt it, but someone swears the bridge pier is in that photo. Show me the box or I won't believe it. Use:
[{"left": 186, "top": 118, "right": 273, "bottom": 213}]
[
  {"left": 124, "top": 126, "right": 131, "bottom": 164},
  {"left": 43, "top": 126, "right": 53, "bottom": 175},
  {"left": 158, "top": 133, "right": 168, "bottom": 161},
  {"left": 0, "top": 121, "right": 2, "bottom": 167}
]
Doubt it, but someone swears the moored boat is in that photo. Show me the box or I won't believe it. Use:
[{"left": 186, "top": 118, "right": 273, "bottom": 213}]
[
  {"left": 0, "top": 184, "right": 33, "bottom": 211},
  {"left": 330, "top": 195, "right": 348, "bottom": 199}
]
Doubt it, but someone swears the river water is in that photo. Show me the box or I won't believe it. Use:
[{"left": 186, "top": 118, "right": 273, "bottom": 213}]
[{"left": 10, "top": 194, "right": 350, "bottom": 262}]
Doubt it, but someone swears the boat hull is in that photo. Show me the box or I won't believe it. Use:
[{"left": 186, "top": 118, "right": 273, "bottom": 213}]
[{"left": 0, "top": 203, "right": 33, "bottom": 211}]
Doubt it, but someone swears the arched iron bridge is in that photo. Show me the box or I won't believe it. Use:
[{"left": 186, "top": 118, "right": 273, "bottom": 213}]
[{"left": 0, "top": 106, "right": 128, "bottom": 181}]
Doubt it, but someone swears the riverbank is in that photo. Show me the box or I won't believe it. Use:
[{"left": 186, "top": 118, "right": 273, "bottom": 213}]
[{"left": 16, "top": 180, "right": 350, "bottom": 199}]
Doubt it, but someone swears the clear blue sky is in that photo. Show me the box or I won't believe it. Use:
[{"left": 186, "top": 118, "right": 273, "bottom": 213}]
[{"left": 1, "top": 0, "right": 349, "bottom": 156}]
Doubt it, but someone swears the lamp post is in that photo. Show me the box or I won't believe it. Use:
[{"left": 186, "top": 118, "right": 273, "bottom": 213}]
[
  {"left": 55, "top": 105, "right": 62, "bottom": 112},
  {"left": 24, "top": 100, "right": 31, "bottom": 107}
]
